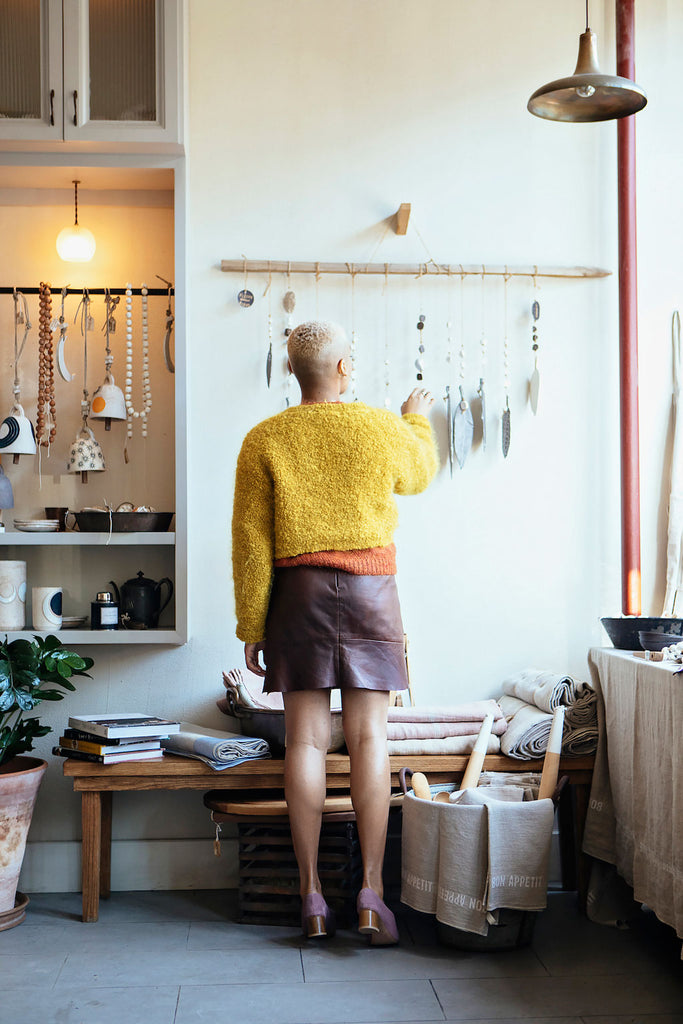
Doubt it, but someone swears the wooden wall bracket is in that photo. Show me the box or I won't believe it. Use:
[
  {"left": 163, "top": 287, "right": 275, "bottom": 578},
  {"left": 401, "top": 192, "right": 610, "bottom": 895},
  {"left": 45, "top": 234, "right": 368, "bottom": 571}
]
[{"left": 395, "top": 203, "right": 411, "bottom": 235}]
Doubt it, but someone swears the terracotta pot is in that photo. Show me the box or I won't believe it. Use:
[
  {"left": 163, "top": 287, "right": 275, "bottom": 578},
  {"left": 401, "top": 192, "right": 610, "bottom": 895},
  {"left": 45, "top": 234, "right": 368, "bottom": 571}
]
[{"left": 0, "top": 756, "right": 47, "bottom": 914}]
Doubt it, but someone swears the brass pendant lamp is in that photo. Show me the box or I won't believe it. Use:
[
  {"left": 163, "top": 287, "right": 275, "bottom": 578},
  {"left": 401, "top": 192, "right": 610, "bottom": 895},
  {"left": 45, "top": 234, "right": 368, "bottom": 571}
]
[{"left": 527, "top": 1, "right": 647, "bottom": 122}]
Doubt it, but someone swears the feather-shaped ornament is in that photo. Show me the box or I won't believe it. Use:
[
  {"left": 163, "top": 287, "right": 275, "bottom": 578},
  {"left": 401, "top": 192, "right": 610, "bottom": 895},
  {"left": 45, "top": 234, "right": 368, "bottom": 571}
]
[
  {"left": 477, "top": 377, "right": 487, "bottom": 450},
  {"left": 266, "top": 342, "right": 272, "bottom": 388},
  {"left": 529, "top": 361, "right": 540, "bottom": 414},
  {"left": 453, "top": 385, "right": 474, "bottom": 469},
  {"left": 445, "top": 385, "right": 454, "bottom": 477},
  {"left": 502, "top": 399, "right": 511, "bottom": 458}
]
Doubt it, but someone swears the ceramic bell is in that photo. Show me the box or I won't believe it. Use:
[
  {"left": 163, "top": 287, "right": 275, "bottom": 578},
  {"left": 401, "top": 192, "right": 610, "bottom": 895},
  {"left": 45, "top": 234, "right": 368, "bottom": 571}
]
[
  {"left": 67, "top": 425, "right": 105, "bottom": 484},
  {"left": 90, "top": 372, "right": 126, "bottom": 431},
  {"left": 0, "top": 404, "right": 37, "bottom": 464}
]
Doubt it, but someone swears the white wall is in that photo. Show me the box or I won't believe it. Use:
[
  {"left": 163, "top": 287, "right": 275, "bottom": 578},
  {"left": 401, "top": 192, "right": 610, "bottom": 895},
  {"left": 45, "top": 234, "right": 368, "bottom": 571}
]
[{"left": 19, "top": 0, "right": 683, "bottom": 891}]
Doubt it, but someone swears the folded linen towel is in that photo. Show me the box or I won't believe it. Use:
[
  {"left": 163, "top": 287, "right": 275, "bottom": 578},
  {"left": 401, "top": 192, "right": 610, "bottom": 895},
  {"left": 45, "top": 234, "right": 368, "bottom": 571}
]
[
  {"left": 500, "top": 669, "right": 593, "bottom": 714},
  {"left": 401, "top": 786, "right": 554, "bottom": 936},
  {"left": 387, "top": 700, "right": 504, "bottom": 724},
  {"left": 498, "top": 695, "right": 597, "bottom": 759},
  {"left": 387, "top": 734, "right": 500, "bottom": 756},
  {"left": 161, "top": 721, "right": 271, "bottom": 770},
  {"left": 387, "top": 719, "right": 507, "bottom": 741},
  {"left": 564, "top": 687, "right": 598, "bottom": 727}
]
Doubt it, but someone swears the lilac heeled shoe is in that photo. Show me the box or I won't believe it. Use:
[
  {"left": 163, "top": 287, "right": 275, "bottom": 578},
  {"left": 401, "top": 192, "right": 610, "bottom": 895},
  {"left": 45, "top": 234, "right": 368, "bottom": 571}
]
[
  {"left": 301, "top": 892, "right": 336, "bottom": 939},
  {"left": 357, "top": 887, "right": 399, "bottom": 946}
]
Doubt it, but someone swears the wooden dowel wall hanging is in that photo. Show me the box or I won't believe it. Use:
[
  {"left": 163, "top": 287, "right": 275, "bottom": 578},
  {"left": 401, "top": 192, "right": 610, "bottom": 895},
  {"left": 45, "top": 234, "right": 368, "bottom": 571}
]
[{"left": 221, "top": 260, "right": 610, "bottom": 279}]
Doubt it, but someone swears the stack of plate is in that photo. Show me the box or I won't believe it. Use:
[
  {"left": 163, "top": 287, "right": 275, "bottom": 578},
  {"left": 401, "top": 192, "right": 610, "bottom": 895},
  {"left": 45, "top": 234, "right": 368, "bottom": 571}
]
[{"left": 13, "top": 519, "right": 60, "bottom": 533}]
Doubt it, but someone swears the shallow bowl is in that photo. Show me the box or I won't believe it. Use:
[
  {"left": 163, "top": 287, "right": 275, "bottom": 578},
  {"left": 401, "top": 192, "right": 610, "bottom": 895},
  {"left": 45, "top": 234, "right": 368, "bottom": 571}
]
[{"left": 637, "top": 631, "right": 683, "bottom": 653}]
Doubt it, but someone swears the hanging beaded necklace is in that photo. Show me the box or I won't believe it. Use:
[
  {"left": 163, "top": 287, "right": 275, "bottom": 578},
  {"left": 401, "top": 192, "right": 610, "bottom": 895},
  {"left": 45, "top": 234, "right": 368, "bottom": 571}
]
[
  {"left": 37, "top": 282, "right": 56, "bottom": 447},
  {"left": 124, "top": 283, "right": 152, "bottom": 441}
]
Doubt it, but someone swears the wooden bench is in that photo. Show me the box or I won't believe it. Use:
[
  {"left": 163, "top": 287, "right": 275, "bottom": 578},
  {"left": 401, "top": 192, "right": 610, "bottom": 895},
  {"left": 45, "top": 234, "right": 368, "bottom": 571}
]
[{"left": 62, "top": 752, "right": 594, "bottom": 922}]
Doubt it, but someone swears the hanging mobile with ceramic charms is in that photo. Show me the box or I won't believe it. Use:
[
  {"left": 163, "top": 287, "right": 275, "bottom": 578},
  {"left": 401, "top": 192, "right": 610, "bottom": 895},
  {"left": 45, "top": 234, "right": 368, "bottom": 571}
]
[
  {"left": 529, "top": 282, "right": 541, "bottom": 415},
  {"left": 501, "top": 270, "right": 511, "bottom": 458},
  {"left": 383, "top": 266, "right": 391, "bottom": 408},
  {"left": 265, "top": 273, "right": 273, "bottom": 388},
  {"left": 283, "top": 278, "right": 295, "bottom": 406},
  {"left": 237, "top": 261, "right": 254, "bottom": 308},
  {"left": 415, "top": 314, "right": 425, "bottom": 381},
  {"left": 444, "top": 270, "right": 455, "bottom": 477},
  {"left": 453, "top": 272, "right": 473, "bottom": 469},
  {"left": 477, "top": 268, "right": 488, "bottom": 451}
]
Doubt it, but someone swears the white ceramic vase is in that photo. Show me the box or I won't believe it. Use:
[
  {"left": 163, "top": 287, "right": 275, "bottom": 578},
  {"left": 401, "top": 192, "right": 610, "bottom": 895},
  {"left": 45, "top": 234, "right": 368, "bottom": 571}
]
[{"left": 0, "top": 561, "right": 26, "bottom": 630}]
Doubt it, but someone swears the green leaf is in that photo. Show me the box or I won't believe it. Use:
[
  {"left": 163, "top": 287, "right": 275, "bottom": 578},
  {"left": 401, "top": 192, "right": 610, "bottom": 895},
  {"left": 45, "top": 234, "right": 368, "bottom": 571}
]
[
  {"left": 42, "top": 635, "right": 62, "bottom": 652},
  {"left": 0, "top": 690, "right": 16, "bottom": 712},
  {"left": 13, "top": 669, "right": 41, "bottom": 691},
  {"left": 56, "top": 660, "right": 73, "bottom": 680},
  {"left": 37, "top": 689, "right": 65, "bottom": 701},
  {"left": 63, "top": 653, "right": 87, "bottom": 670},
  {"left": 14, "top": 690, "right": 38, "bottom": 711},
  {"left": 44, "top": 656, "right": 56, "bottom": 672}
]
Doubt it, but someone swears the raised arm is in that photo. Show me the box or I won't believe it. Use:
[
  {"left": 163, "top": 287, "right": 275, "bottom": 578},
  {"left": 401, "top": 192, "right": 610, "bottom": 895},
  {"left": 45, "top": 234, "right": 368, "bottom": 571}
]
[{"left": 393, "top": 388, "right": 438, "bottom": 495}]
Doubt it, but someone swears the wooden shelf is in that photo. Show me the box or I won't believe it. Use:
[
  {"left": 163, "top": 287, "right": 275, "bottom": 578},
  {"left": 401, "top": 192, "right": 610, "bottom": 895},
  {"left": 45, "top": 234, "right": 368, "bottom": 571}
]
[
  {"left": 0, "top": 532, "right": 175, "bottom": 546},
  {"left": 3, "top": 629, "right": 182, "bottom": 645}
]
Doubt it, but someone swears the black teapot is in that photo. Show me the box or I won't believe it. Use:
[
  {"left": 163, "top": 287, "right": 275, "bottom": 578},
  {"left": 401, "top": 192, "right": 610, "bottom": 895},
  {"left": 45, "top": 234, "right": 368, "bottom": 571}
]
[{"left": 109, "top": 571, "right": 173, "bottom": 629}]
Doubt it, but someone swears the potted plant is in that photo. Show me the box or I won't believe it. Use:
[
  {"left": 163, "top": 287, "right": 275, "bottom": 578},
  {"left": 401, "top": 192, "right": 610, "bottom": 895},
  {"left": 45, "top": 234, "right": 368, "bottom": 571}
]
[{"left": 0, "top": 634, "right": 93, "bottom": 928}]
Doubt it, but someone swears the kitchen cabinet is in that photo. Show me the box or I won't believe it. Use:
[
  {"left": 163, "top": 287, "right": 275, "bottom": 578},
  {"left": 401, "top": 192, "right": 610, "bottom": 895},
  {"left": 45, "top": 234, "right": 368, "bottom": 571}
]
[{"left": 0, "top": 0, "right": 182, "bottom": 145}]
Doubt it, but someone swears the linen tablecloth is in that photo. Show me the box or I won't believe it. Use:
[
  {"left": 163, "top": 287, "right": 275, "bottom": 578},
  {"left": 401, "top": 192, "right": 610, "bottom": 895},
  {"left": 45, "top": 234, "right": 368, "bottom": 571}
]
[{"left": 582, "top": 648, "right": 683, "bottom": 952}]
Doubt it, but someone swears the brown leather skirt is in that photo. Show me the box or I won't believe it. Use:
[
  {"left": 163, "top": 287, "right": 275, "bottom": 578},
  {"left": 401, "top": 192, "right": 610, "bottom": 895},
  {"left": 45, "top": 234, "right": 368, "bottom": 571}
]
[{"left": 263, "top": 566, "right": 408, "bottom": 694}]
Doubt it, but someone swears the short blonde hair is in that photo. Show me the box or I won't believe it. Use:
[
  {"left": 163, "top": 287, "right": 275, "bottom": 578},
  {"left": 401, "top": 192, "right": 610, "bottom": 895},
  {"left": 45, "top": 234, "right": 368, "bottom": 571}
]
[{"left": 287, "top": 321, "right": 348, "bottom": 380}]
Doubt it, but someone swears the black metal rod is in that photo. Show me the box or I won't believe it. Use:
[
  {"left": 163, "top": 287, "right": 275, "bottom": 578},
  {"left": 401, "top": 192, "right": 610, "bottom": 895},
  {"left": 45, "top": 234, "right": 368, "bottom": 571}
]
[{"left": 0, "top": 287, "right": 173, "bottom": 296}]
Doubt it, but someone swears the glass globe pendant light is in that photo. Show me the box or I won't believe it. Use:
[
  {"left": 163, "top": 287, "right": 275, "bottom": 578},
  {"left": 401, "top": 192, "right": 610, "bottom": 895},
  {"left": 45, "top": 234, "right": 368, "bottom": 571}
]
[
  {"left": 527, "top": 0, "right": 647, "bottom": 122},
  {"left": 56, "top": 180, "right": 96, "bottom": 262}
]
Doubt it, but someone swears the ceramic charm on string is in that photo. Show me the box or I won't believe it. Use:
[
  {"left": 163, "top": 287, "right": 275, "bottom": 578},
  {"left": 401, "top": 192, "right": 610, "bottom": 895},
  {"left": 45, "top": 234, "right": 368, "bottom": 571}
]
[
  {"left": 348, "top": 270, "right": 358, "bottom": 400},
  {"left": 37, "top": 282, "right": 57, "bottom": 449},
  {"left": 0, "top": 290, "right": 37, "bottom": 464},
  {"left": 444, "top": 271, "right": 455, "bottom": 476},
  {"left": 283, "top": 278, "right": 296, "bottom": 406},
  {"left": 91, "top": 290, "right": 126, "bottom": 431},
  {"left": 124, "top": 283, "right": 153, "bottom": 454},
  {"left": 477, "top": 269, "right": 488, "bottom": 451},
  {"left": 68, "top": 289, "right": 105, "bottom": 484},
  {"left": 265, "top": 272, "right": 273, "bottom": 389},
  {"left": 383, "top": 266, "right": 391, "bottom": 409},
  {"left": 529, "top": 284, "right": 541, "bottom": 415},
  {"left": 52, "top": 286, "right": 74, "bottom": 382},
  {"left": 501, "top": 271, "right": 511, "bottom": 458},
  {"left": 453, "top": 273, "right": 473, "bottom": 469},
  {"left": 237, "top": 261, "right": 254, "bottom": 308}
]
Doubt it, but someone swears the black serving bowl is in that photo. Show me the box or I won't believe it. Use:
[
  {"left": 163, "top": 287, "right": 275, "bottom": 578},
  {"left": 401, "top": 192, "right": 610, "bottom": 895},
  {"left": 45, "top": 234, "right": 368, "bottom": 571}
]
[
  {"left": 72, "top": 511, "right": 174, "bottom": 533},
  {"left": 638, "top": 631, "right": 683, "bottom": 653},
  {"left": 601, "top": 617, "right": 683, "bottom": 651}
]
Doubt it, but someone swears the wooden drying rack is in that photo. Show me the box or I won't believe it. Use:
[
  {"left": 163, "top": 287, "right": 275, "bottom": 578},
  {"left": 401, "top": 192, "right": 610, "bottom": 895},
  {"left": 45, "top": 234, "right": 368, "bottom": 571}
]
[
  {"left": 0, "top": 286, "right": 173, "bottom": 296},
  {"left": 221, "top": 260, "right": 610, "bottom": 279}
]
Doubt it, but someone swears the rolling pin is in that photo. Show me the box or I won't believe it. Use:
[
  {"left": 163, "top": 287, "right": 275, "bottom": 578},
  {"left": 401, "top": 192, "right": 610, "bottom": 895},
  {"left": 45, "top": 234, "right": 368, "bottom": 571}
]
[
  {"left": 459, "top": 713, "right": 494, "bottom": 791},
  {"left": 411, "top": 771, "right": 432, "bottom": 800},
  {"left": 538, "top": 705, "right": 565, "bottom": 800}
]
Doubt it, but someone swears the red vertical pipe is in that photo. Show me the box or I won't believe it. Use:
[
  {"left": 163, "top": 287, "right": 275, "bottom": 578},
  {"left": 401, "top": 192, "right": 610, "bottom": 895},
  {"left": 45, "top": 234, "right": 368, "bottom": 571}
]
[{"left": 616, "top": 0, "right": 641, "bottom": 615}]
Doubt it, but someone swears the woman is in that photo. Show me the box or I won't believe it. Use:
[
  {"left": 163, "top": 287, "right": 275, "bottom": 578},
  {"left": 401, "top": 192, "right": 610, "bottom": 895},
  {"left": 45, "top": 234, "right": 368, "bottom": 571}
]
[{"left": 232, "top": 321, "right": 437, "bottom": 944}]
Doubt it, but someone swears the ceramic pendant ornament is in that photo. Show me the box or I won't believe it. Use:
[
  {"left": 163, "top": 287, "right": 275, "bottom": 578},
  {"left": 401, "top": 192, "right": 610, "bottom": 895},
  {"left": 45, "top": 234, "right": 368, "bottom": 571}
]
[
  {"left": 445, "top": 385, "right": 454, "bottom": 477},
  {"left": 53, "top": 287, "right": 74, "bottom": 382},
  {"left": 502, "top": 400, "right": 511, "bottom": 458},
  {"left": 238, "top": 289, "right": 254, "bottom": 308},
  {"left": 529, "top": 299, "right": 541, "bottom": 414},
  {"left": 453, "top": 386, "right": 474, "bottom": 469},
  {"left": 477, "top": 377, "right": 487, "bottom": 450},
  {"left": 266, "top": 342, "right": 272, "bottom": 388}
]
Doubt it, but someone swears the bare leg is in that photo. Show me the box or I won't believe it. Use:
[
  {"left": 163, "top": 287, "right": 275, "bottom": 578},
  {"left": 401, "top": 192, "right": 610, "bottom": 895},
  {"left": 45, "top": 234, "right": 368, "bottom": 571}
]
[
  {"left": 283, "top": 689, "right": 331, "bottom": 896},
  {"left": 341, "top": 689, "right": 391, "bottom": 896}
]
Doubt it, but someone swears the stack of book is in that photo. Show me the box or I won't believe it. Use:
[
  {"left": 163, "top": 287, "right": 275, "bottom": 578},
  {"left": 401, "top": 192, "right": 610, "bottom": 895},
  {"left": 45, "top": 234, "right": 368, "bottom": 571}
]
[{"left": 52, "top": 714, "right": 181, "bottom": 764}]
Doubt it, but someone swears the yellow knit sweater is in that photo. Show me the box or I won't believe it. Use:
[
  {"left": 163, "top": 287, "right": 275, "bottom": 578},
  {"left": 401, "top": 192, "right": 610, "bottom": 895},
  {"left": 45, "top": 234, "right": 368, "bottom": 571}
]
[{"left": 232, "top": 402, "right": 438, "bottom": 643}]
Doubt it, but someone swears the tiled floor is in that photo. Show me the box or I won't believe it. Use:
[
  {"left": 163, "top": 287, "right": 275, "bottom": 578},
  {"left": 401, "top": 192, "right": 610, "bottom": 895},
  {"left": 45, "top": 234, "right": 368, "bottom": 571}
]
[{"left": 0, "top": 891, "right": 680, "bottom": 1024}]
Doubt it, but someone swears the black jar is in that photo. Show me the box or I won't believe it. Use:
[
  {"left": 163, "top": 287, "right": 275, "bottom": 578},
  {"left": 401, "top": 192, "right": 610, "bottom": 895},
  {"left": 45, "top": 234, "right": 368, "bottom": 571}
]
[{"left": 91, "top": 591, "right": 119, "bottom": 630}]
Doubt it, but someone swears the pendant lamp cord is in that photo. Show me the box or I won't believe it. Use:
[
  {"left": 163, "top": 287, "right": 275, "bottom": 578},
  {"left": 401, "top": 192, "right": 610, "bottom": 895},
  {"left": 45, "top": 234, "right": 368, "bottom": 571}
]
[
  {"left": 73, "top": 179, "right": 79, "bottom": 226},
  {"left": 585, "top": 0, "right": 590, "bottom": 31}
]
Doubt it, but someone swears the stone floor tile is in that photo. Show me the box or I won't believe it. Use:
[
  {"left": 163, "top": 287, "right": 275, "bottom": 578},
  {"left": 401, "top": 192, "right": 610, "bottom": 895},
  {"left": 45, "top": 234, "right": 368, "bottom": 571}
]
[
  {"left": 0, "top": 985, "right": 179, "bottom": 1024},
  {"left": 582, "top": 1017, "right": 683, "bottom": 1024},
  {"left": 23, "top": 889, "right": 236, "bottom": 925},
  {"left": 0, "top": 953, "right": 67, "bottom": 989},
  {"left": 175, "top": 980, "right": 443, "bottom": 1023},
  {"left": 188, "top": 918, "right": 306, "bottom": 949},
  {"left": 0, "top": 921, "right": 190, "bottom": 954},
  {"left": 54, "top": 945, "right": 302, "bottom": 989},
  {"left": 302, "top": 938, "right": 547, "bottom": 981},
  {"left": 433, "top": 974, "right": 683, "bottom": 1020}
]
